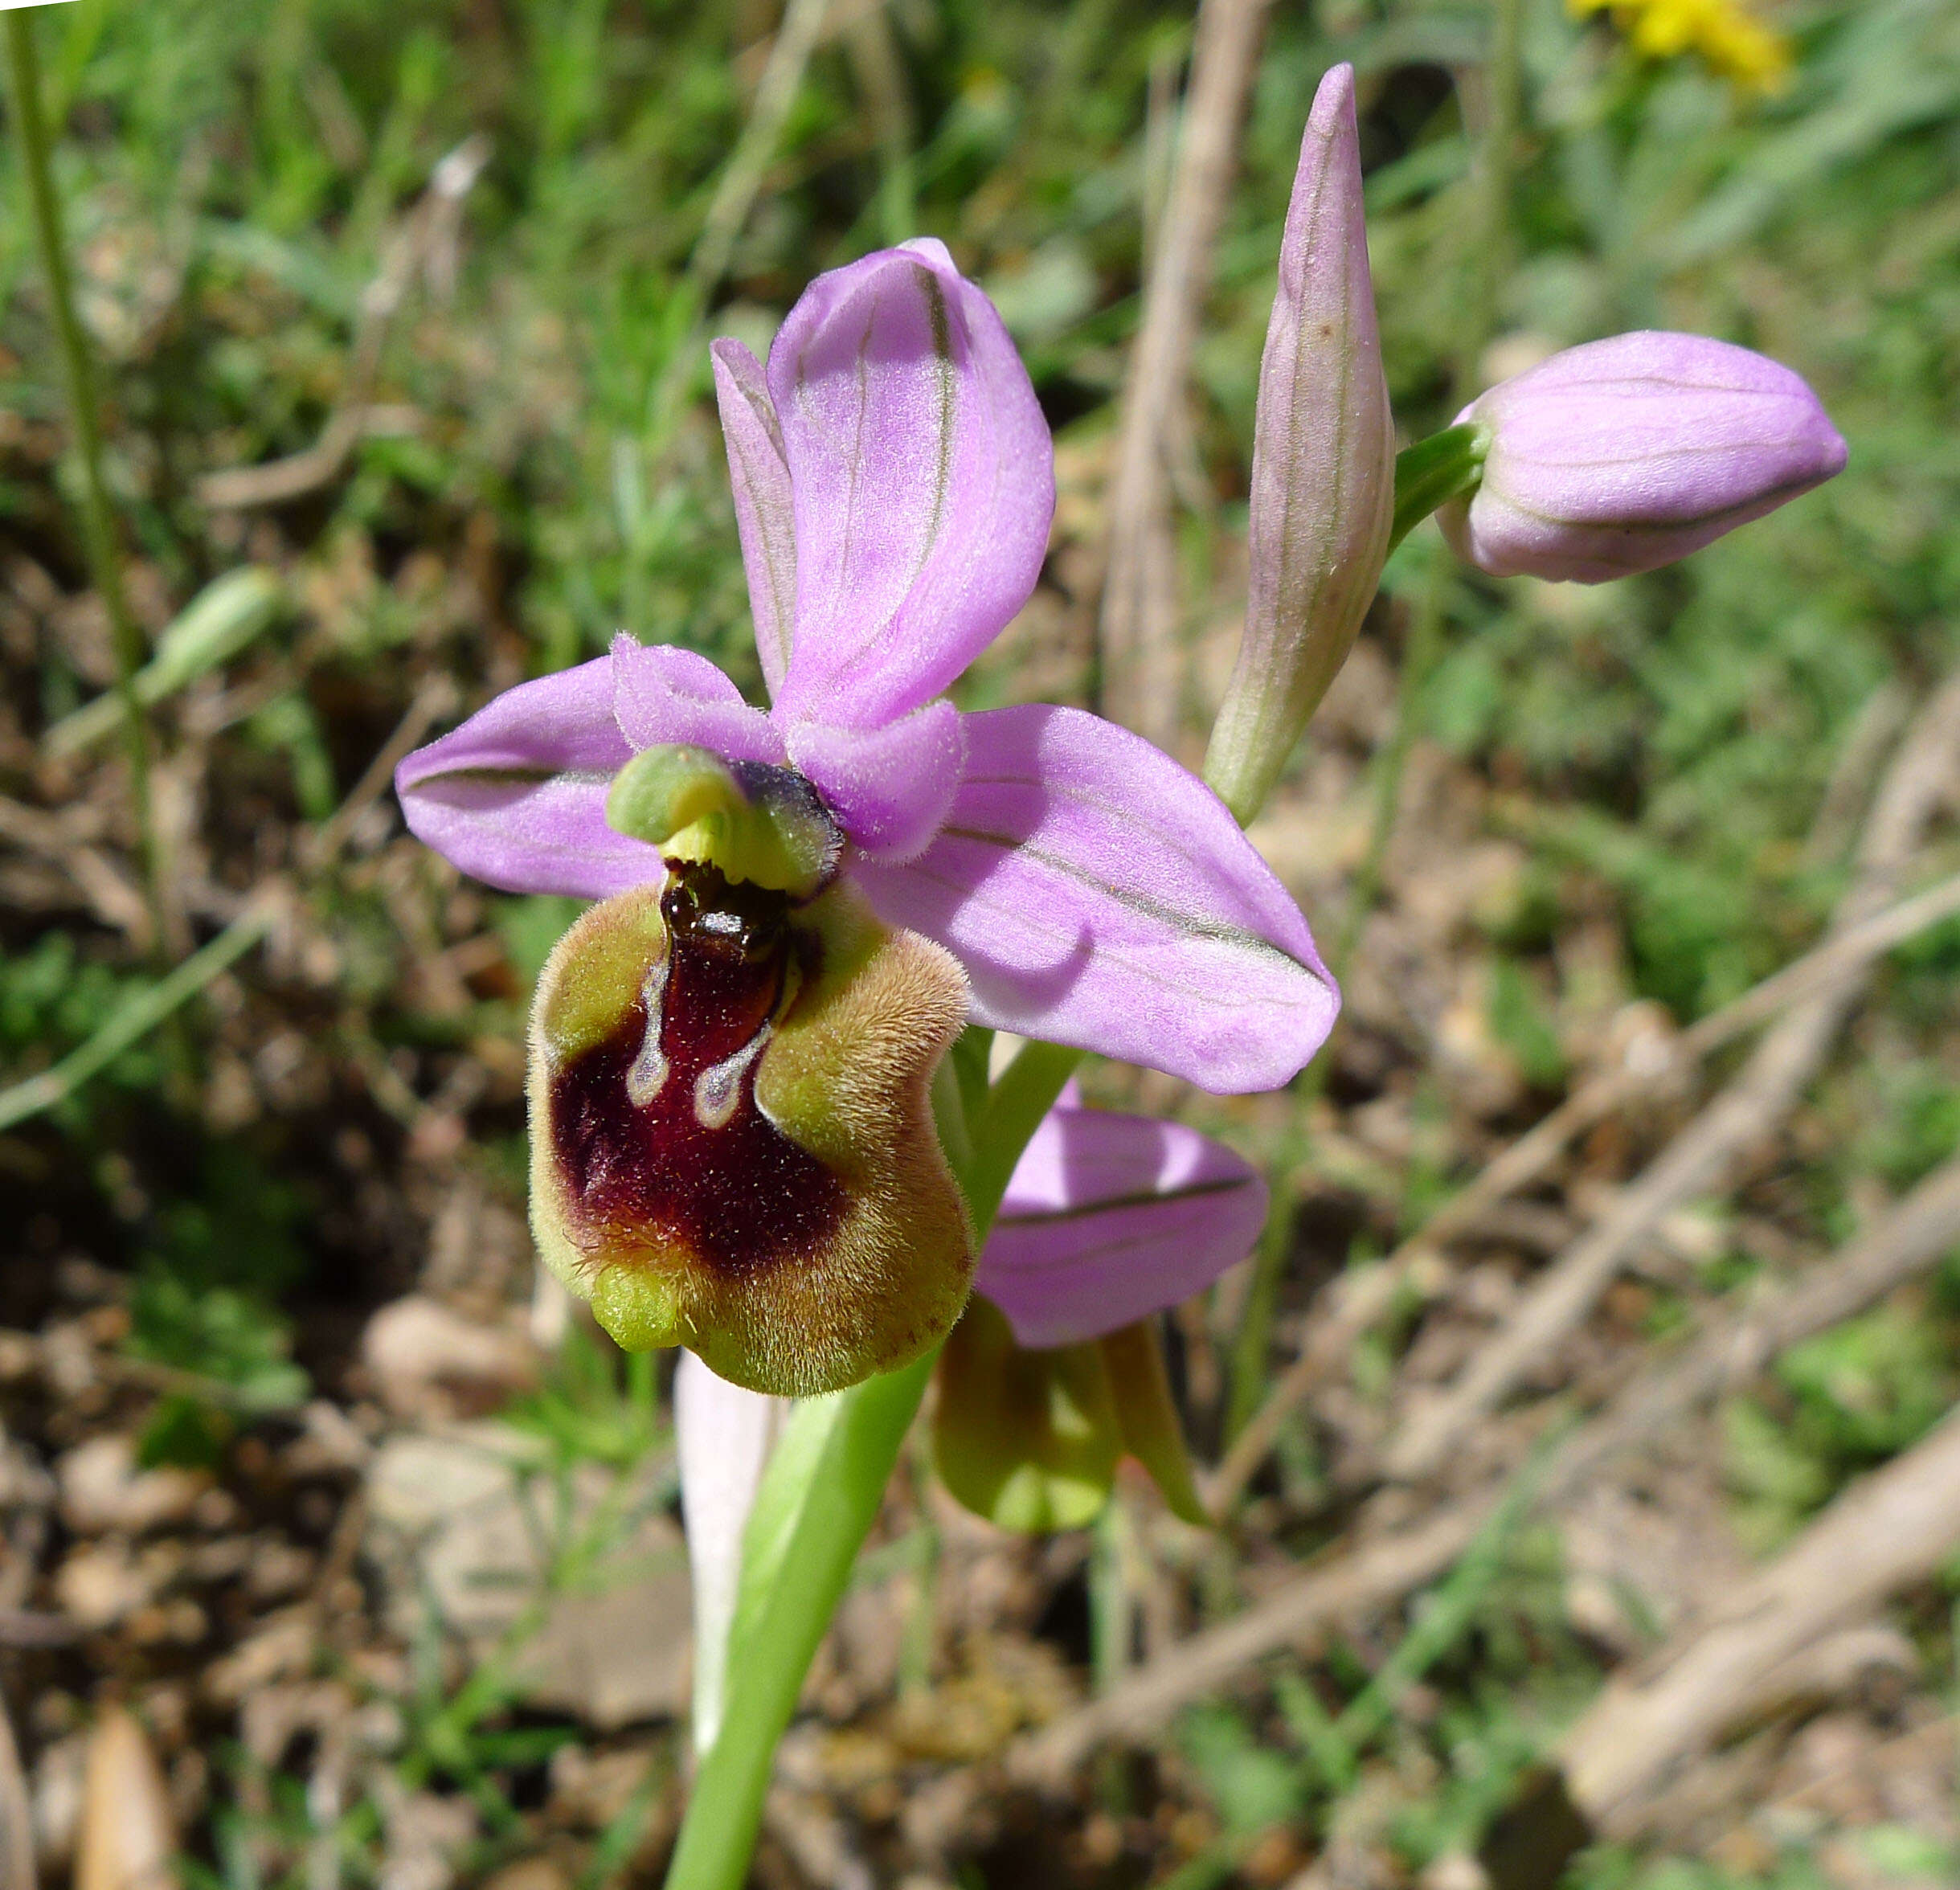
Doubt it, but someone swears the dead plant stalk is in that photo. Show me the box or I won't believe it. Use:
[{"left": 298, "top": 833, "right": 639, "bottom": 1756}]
[
  {"left": 1099, "top": 0, "right": 1275, "bottom": 747},
  {"left": 1383, "top": 661, "right": 1960, "bottom": 1483}
]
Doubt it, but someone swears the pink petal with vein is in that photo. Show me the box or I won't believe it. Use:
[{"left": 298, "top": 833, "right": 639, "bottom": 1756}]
[
  {"left": 854, "top": 704, "right": 1337, "bottom": 1093},
  {"left": 711, "top": 339, "right": 799, "bottom": 701},
  {"left": 978, "top": 1105, "right": 1267, "bottom": 1348},
  {"left": 611, "top": 635, "right": 788, "bottom": 766},
  {"left": 786, "top": 699, "right": 964, "bottom": 862},
  {"left": 395, "top": 656, "right": 659, "bottom": 899}
]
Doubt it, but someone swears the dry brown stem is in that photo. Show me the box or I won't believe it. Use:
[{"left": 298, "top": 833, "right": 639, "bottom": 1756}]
[
  {"left": 1561, "top": 1402, "right": 1960, "bottom": 1828},
  {"left": 1383, "top": 663, "right": 1960, "bottom": 1483},
  {"left": 1210, "top": 858, "right": 1960, "bottom": 1513},
  {"left": 689, "top": 0, "right": 835, "bottom": 305},
  {"left": 1099, "top": 0, "right": 1274, "bottom": 747},
  {"left": 198, "top": 137, "right": 490, "bottom": 509},
  {"left": 76, "top": 1708, "right": 174, "bottom": 1890},
  {"left": 302, "top": 675, "right": 458, "bottom": 873},
  {"left": 1533, "top": 1151, "right": 1960, "bottom": 1506},
  {"left": 0, "top": 1689, "right": 30, "bottom": 1890}
]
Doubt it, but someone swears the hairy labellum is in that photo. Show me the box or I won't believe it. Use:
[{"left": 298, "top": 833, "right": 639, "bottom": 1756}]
[{"left": 529, "top": 861, "right": 972, "bottom": 1396}]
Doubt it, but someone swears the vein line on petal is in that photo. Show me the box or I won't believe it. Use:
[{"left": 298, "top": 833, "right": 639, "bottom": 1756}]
[
  {"left": 988, "top": 1216, "right": 1242, "bottom": 1274},
  {"left": 410, "top": 764, "right": 620, "bottom": 791},
  {"left": 727, "top": 419, "right": 796, "bottom": 681},
  {"left": 931, "top": 824, "right": 1326, "bottom": 995},
  {"left": 995, "top": 1173, "right": 1254, "bottom": 1229}
]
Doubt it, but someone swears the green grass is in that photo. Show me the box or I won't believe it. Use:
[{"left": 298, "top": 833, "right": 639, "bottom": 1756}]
[{"left": 5, "top": 0, "right": 1960, "bottom": 1882}]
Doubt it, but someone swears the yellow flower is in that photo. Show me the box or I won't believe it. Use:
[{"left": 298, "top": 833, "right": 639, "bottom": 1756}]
[{"left": 1570, "top": 0, "right": 1794, "bottom": 96}]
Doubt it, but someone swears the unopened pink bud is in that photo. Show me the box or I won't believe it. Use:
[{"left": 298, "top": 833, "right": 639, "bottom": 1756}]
[
  {"left": 1441, "top": 331, "right": 1847, "bottom": 583},
  {"left": 1205, "top": 63, "right": 1395, "bottom": 826}
]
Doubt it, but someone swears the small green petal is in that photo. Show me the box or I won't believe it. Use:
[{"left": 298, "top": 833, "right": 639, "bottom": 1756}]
[
  {"left": 1101, "top": 1321, "right": 1211, "bottom": 1528},
  {"left": 934, "top": 1296, "right": 1120, "bottom": 1532}
]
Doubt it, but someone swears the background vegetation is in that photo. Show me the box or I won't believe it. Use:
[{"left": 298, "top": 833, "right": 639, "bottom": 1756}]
[{"left": 2, "top": 0, "right": 1958, "bottom": 1884}]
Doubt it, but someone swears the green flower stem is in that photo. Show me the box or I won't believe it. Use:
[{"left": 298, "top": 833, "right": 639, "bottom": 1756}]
[
  {"left": 1223, "top": 1160, "right": 1303, "bottom": 1442},
  {"left": 661, "top": 1033, "right": 1083, "bottom": 1890},
  {"left": 4, "top": 10, "right": 162, "bottom": 950},
  {"left": 663, "top": 1351, "right": 935, "bottom": 1890},
  {"left": 1219, "top": 574, "right": 1445, "bottom": 1440},
  {"left": 1385, "top": 423, "right": 1486, "bottom": 559},
  {"left": 964, "top": 1037, "right": 1085, "bottom": 1230}
]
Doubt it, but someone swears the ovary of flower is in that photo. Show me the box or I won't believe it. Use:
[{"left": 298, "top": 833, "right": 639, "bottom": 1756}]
[{"left": 1570, "top": 0, "right": 1794, "bottom": 94}]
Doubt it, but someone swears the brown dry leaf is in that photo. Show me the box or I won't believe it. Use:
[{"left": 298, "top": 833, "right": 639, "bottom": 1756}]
[
  {"left": 56, "top": 1438, "right": 205, "bottom": 1537},
  {"left": 359, "top": 1295, "right": 539, "bottom": 1423},
  {"left": 364, "top": 1427, "right": 689, "bottom": 1728},
  {"left": 74, "top": 1711, "right": 171, "bottom": 1890}
]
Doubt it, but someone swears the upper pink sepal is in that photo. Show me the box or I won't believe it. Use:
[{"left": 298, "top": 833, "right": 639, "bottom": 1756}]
[
  {"left": 710, "top": 338, "right": 798, "bottom": 702},
  {"left": 765, "top": 239, "right": 1055, "bottom": 730}
]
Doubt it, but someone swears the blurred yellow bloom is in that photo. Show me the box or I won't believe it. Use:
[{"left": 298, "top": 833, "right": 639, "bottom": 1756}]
[{"left": 1570, "top": 0, "right": 1794, "bottom": 94}]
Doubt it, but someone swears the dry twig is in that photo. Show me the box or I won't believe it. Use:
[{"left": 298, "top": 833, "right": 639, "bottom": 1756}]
[
  {"left": 0, "top": 681, "right": 454, "bottom": 1134},
  {"left": 1561, "top": 1401, "right": 1960, "bottom": 1829},
  {"left": 1209, "top": 858, "right": 1960, "bottom": 1511},
  {"left": 688, "top": 0, "right": 833, "bottom": 306},
  {"left": 1535, "top": 1150, "right": 1960, "bottom": 1505},
  {"left": 1099, "top": 0, "right": 1275, "bottom": 747},
  {"left": 303, "top": 674, "right": 457, "bottom": 871},
  {"left": 1384, "top": 663, "right": 1960, "bottom": 1482},
  {"left": 198, "top": 137, "right": 490, "bottom": 509},
  {"left": 0, "top": 1690, "right": 31, "bottom": 1890}
]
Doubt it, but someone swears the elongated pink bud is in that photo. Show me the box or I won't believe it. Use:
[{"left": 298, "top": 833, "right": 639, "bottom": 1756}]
[
  {"left": 1205, "top": 63, "right": 1396, "bottom": 826},
  {"left": 1440, "top": 331, "right": 1847, "bottom": 583}
]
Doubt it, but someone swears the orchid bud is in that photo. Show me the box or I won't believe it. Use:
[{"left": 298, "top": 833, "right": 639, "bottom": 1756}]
[
  {"left": 527, "top": 866, "right": 972, "bottom": 1397},
  {"left": 1205, "top": 63, "right": 1396, "bottom": 828},
  {"left": 1438, "top": 331, "right": 1847, "bottom": 583}
]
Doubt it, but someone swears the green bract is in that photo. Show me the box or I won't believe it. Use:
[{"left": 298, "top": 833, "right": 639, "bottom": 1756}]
[{"left": 934, "top": 1299, "right": 1208, "bottom": 1530}]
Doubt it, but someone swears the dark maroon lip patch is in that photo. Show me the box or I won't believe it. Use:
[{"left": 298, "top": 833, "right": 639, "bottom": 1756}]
[{"left": 548, "top": 861, "right": 846, "bottom": 1284}]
